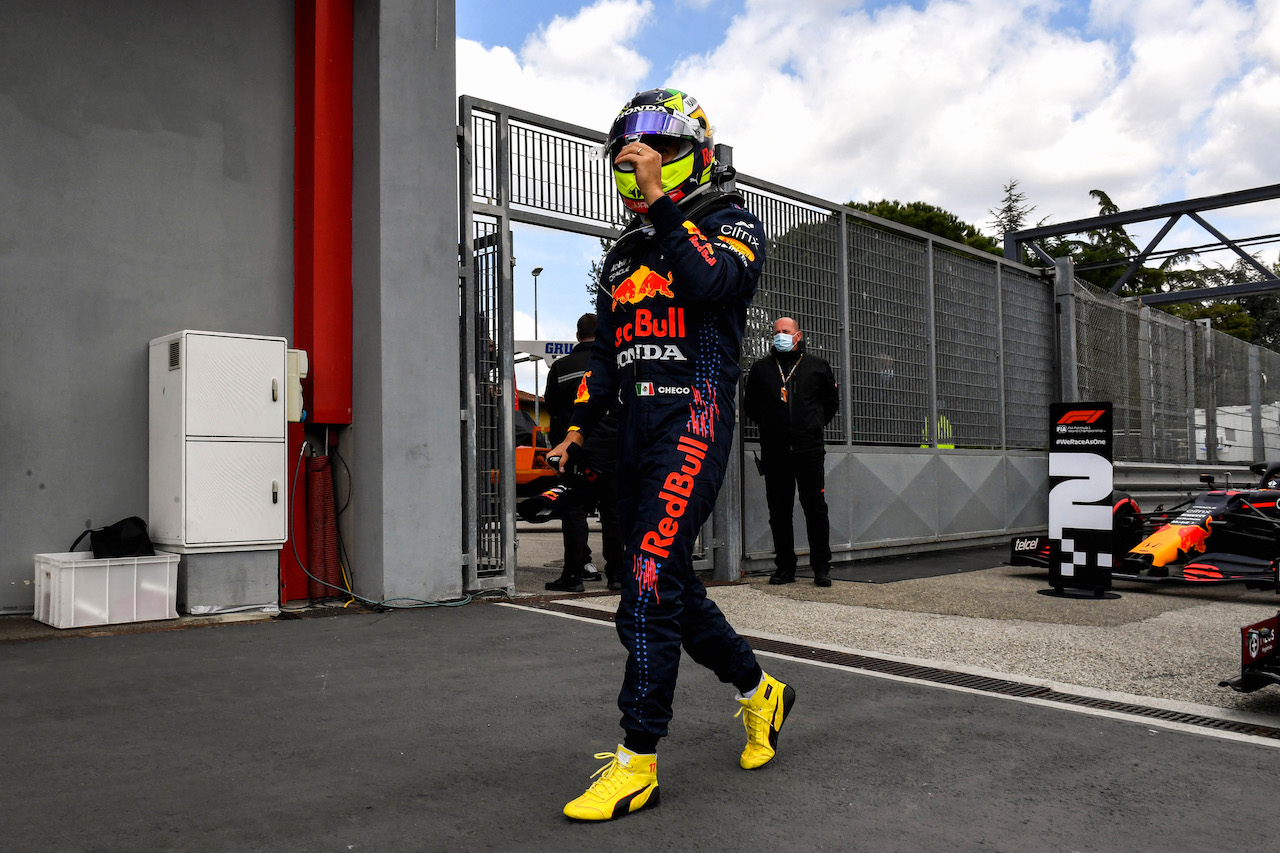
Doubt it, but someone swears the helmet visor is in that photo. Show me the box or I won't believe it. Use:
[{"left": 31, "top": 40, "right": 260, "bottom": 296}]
[{"left": 606, "top": 108, "right": 704, "bottom": 168}]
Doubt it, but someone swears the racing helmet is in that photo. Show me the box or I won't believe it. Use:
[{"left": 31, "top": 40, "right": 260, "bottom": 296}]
[{"left": 606, "top": 88, "right": 715, "bottom": 214}]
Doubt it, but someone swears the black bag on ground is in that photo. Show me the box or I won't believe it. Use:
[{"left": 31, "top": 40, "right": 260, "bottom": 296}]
[{"left": 70, "top": 516, "right": 156, "bottom": 558}]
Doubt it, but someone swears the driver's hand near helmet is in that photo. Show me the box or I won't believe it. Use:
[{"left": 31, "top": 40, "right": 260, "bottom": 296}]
[{"left": 613, "top": 137, "right": 683, "bottom": 207}]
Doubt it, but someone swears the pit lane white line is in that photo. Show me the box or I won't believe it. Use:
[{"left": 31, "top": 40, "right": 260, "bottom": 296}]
[{"left": 500, "top": 600, "right": 1280, "bottom": 751}]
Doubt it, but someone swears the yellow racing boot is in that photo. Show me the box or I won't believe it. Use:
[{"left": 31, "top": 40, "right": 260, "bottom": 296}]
[
  {"left": 563, "top": 746, "right": 659, "bottom": 821},
  {"left": 735, "top": 672, "right": 796, "bottom": 769}
]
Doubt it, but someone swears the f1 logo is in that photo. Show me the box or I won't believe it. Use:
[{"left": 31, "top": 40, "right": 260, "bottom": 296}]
[{"left": 1058, "top": 409, "right": 1106, "bottom": 425}]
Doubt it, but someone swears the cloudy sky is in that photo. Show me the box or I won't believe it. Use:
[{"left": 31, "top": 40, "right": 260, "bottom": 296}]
[{"left": 457, "top": 0, "right": 1280, "bottom": 387}]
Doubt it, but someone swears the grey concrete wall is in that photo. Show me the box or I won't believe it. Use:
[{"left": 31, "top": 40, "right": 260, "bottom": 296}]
[
  {"left": 0, "top": 2, "right": 294, "bottom": 612},
  {"left": 741, "top": 445, "right": 1049, "bottom": 570},
  {"left": 350, "top": 1, "right": 463, "bottom": 603}
]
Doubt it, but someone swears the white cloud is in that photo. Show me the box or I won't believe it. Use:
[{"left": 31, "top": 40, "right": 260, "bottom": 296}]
[
  {"left": 457, "top": 0, "right": 655, "bottom": 131},
  {"left": 669, "top": 0, "right": 1274, "bottom": 239},
  {"left": 459, "top": 0, "right": 1279, "bottom": 252}
]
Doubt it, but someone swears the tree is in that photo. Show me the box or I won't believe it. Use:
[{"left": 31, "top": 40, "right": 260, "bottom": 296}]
[
  {"left": 1038, "top": 192, "right": 1276, "bottom": 343},
  {"left": 1163, "top": 297, "right": 1255, "bottom": 342},
  {"left": 1178, "top": 258, "right": 1280, "bottom": 345},
  {"left": 1031, "top": 189, "right": 1190, "bottom": 296},
  {"left": 846, "top": 199, "right": 1002, "bottom": 256},
  {"left": 987, "top": 178, "right": 1035, "bottom": 241},
  {"left": 586, "top": 236, "right": 615, "bottom": 306},
  {"left": 1240, "top": 259, "right": 1280, "bottom": 349}
]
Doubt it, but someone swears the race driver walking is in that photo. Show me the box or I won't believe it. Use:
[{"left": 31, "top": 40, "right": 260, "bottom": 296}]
[{"left": 547, "top": 88, "right": 795, "bottom": 821}]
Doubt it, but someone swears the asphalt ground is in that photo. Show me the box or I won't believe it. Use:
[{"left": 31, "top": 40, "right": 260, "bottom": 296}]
[
  {"left": 6, "top": 598, "right": 1280, "bottom": 853},
  {"left": 8, "top": 524, "right": 1280, "bottom": 851}
]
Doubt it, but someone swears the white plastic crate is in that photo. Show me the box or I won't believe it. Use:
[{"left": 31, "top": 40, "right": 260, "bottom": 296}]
[{"left": 34, "top": 551, "right": 180, "bottom": 629}]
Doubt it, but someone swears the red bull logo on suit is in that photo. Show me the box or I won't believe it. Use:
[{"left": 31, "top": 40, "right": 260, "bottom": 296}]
[
  {"left": 639, "top": 434, "right": 709, "bottom": 563},
  {"left": 614, "top": 307, "right": 686, "bottom": 345},
  {"left": 612, "top": 265, "right": 674, "bottom": 311}
]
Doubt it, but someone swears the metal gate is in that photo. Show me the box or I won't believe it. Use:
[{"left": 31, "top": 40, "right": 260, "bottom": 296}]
[
  {"left": 457, "top": 95, "right": 1058, "bottom": 587},
  {"left": 458, "top": 97, "right": 627, "bottom": 592},
  {"left": 458, "top": 95, "right": 1279, "bottom": 586}
]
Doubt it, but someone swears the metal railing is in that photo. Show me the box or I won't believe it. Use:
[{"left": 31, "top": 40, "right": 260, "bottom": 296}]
[
  {"left": 1068, "top": 275, "right": 1280, "bottom": 464},
  {"left": 458, "top": 95, "right": 1280, "bottom": 585}
]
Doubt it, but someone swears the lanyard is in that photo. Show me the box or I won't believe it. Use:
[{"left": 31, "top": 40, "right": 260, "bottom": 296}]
[{"left": 776, "top": 354, "right": 802, "bottom": 402}]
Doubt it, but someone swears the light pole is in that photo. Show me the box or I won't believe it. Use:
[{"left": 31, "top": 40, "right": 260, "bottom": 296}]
[{"left": 531, "top": 267, "right": 543, "bottom": 445}]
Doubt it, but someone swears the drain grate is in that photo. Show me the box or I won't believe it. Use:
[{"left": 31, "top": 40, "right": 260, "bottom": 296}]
[{"left": 530, "top": 600, "right": 1280, "bottom": 741}]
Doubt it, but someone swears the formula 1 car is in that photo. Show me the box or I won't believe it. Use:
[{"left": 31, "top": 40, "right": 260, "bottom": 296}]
[
  {"left": 1220, "top": 610, "right": 1280, "bottom": 693},
  {"left": 1011, "top": 461, "right": 1280, "bottom": 591},
  {"left": 1008, "top": 491, "right": 1149, "bottom": 570}
]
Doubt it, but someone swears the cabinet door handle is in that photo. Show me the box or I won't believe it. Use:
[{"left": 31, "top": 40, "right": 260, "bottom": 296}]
[
  {"left": 272, "top": 379, "right": 279, "bottom": 402},
  {"left": 272, "top": 481, "right": 279, "bottom": 504}
]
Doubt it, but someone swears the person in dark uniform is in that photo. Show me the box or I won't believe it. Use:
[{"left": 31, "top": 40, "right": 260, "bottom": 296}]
[
  {"left": 744, "top": 316, "right": 840, "bottom": 587},
  {"left": 547, "top": 88, "right": 795, "bottom": 821},
  {"left": 542, "top": 312, "right": 624, "bottom": 592}
]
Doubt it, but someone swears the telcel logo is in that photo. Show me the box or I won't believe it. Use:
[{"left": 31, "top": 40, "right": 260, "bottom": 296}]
[{"left": 1013, "top": 538, "right": 1041, "bottom": 551}]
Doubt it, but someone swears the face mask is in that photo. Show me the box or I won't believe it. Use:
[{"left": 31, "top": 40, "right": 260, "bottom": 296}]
[{"left": 773, "top": 332, "right": 794, "bottom": 353}]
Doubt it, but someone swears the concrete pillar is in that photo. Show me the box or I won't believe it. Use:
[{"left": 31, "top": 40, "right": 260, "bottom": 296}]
[{"left": 351, "top": 0, "right": 461, "bottom": 602}]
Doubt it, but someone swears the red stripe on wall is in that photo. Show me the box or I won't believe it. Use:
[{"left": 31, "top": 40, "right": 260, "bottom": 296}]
[
  {"left": 284, "top": 1, "right": 353, "bottom": 604},
  {"left": 294, "top": 0, "right": 353, "bottom": 426}
]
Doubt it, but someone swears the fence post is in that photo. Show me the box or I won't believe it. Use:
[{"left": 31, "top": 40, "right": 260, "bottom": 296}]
[
  {"left": 458, "top": 101, "right": 478, "bottom": 582},
  {"left": 1251, "top": 346, "right": 1264, "bottom": 463},
  {"left": 494, "top": 107, "right": 518, "bottom": 586},
  {"left": 1137, "top": 305, "right": 1155, "bottom": 461},
  {"left": 713, "top": 411, "right": 744, "bottom": 582},
  {"left": 995, "top": 263, "right": 1007, "bottom": 450},
  {"left": 838, "top": 209, "right": 853, "bottom": 445},
  {"left": 1185, "top": 325, "right": 1197, "bottom": 463},
  {"left": 711, "top": 141, "right": 742, "bottom": 581},
  {"left": 1054, "top": 256, "right": 1078, "bottom": 402},
  {"left": 924, "top": 239, "right": 938, "bottom": 445},
  {"left": 1198, "top": 319, "right": 1217, "bottom": 464}
]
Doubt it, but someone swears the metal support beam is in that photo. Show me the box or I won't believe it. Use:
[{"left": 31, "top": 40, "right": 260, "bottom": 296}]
[
  {"left": 1251, "top": 347, "right": 1264, "bottom": 462},
  {"left": 1186, "top": 211, "right": 1277, "bottom": 279},
  {"left": 1136, "top": 277, "right": 1280, "bottom": 306},
  {"left": 1010, "top": 183, "right": 1280, "bottom": 249},
  {"left": 1054, "top": 257, "right": 1078, "bottom": 402},
  {"left": 1006, "top": 184, "right": 1280, "bottom": 303},
  {"left": 1109, "top": 214, "right": 1181, "bottom": 293}
]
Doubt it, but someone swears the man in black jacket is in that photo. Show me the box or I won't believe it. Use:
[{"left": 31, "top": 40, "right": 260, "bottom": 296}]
[
  {"left": 744, "top": 316, "right": 840, "bottom": 586},
  {"left": 542, "top": 313, "right": 623, "bottom": 592}
]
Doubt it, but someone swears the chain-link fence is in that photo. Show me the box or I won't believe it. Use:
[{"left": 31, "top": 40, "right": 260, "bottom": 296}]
[
  {"left": 459, "top": 95, "right": 1280, "bottom": 581},
  {"left": 736, "top": 184, "right": 1055, "bottom": 451},
  {"left": 1002, "top": 266, "right": 1056, "bottom": 449},
  {"left": 465, "top": 97, "right": 1058, "bottom": 460},
  {"left": 1072, "top": 279, "right": 1280, "bottom": 463}
]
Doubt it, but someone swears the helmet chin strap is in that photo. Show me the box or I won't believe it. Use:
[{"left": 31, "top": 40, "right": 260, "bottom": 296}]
[{"left": 673, "top": 183, "right": 713, "bottom": 208}]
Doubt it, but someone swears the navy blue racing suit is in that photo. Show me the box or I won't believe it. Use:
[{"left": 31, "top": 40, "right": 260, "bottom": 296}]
[{"left": 569, "top": 191, "right": 767, "bottom": 742}]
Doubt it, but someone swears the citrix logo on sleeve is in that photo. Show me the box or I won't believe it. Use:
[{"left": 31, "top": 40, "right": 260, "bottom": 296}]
[{"left": 715, "top": 221, "right": 760, "bottom": 262}]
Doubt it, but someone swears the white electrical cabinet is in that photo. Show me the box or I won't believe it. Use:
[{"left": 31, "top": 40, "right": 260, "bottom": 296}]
[{"left": 149, "top": 331, "right": 288, "bottom": 552}]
